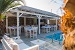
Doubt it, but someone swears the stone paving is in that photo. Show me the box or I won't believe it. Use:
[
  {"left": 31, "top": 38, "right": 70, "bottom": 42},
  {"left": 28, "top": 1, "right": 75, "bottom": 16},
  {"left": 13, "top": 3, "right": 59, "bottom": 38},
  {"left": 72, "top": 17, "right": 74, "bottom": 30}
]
[
  {"left": 20, "top": 30, "right": 63, "bottom": 50},
  {"left": 0, "top": 30, "right": 63, "bottom": 50}
]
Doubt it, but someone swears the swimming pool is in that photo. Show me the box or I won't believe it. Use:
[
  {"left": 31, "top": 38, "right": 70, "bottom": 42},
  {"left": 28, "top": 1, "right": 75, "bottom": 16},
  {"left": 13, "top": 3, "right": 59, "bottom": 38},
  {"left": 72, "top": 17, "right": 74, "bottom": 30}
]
[{"left": 46, "top": 32, "right": 63, "bottom": 42}]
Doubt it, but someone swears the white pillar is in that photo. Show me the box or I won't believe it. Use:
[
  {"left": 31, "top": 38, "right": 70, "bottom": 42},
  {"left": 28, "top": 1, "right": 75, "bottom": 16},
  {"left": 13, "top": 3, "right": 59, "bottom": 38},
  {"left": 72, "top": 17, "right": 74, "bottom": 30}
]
[
  {"left": 6, "top": 16, "right": 8, "bottom": 34},
  {"left": 47, "top": 19, "right": 49, "bottom": 24},
  {"left": 17, "top": 12, "right": 20, "bottom": 39},
  {"left": 24, "top": 17, "right": 26, "bottom": 26},
  {"left": 38, "top": 15, "right": 41, "bottom": 34},
  {"left": 56, "top": 19, "right": 58, "bottom": 30}
]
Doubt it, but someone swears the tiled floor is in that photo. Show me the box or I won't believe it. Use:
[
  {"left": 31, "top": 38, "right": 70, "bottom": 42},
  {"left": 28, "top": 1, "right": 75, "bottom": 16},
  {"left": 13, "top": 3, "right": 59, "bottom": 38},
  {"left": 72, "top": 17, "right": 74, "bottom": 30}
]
[
  {"left": 0, "top": 30, "right": 63, "bottom": 50},
  {"left": 20, "top": 30, "right": 63, "bottom": 50}
]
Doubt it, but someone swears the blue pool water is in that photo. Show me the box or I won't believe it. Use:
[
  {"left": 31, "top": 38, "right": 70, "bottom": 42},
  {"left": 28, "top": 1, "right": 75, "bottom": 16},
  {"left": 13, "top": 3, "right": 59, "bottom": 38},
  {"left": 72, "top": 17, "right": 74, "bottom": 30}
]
[{"left": 46, "top": 32, "right": 63, "bottom": 42}]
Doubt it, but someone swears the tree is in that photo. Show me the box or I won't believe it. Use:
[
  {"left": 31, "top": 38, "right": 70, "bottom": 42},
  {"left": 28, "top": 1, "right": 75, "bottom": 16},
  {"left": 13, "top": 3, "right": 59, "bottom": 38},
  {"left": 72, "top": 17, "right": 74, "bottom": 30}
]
[
  {"left": 0, "top": 0, "right": 23, "bottom": 35},
  {"left": 64, "top": 0, "right": 75, "bottom": 16},
  {"left": 60, "top": 0, "right": 75, "bottom": 50}
]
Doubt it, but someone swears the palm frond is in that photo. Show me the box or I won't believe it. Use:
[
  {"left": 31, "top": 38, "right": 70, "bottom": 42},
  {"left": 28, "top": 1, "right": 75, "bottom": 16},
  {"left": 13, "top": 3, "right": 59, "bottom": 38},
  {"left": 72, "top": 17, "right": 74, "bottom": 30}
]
[
  {"left": 0, "top": 0, "right": 23, "bottom": 19},
  {"left": 0, "top": 0, "right": 14, "bottom": 13},
  {"left": 0, "top": 0, "right": 24, "bottom": 13},
  {"left": 4, "top": 1, "right": 23, "bottom": 13}
]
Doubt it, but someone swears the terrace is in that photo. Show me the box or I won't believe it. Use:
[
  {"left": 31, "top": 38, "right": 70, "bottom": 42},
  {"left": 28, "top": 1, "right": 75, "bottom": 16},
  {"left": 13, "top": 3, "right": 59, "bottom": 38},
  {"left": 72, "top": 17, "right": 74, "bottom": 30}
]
[
  {"left": 1, "top": 30, "right": 63, "bottom": 50},
  {"left": 20, "top": 30, "right": 63, "bottom": 50},
  {"left": 1, "top": 6, "right": 63, "bottom": 50}
]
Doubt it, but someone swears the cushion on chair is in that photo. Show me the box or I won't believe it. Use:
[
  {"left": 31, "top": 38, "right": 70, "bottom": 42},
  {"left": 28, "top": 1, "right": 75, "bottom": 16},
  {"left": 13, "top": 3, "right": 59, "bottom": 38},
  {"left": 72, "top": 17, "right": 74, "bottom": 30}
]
[
  {"left": 8, "top": 38, "right": 19, "bottom": 50},
  {"left": 3, "top": 35, "right": 10, "bottom": 41},
  {"left": 2, "top": 35, "right": 19, "bottom": 50},
  {"left": 10, "top": 42, "right": 19, "bottom": 50}
]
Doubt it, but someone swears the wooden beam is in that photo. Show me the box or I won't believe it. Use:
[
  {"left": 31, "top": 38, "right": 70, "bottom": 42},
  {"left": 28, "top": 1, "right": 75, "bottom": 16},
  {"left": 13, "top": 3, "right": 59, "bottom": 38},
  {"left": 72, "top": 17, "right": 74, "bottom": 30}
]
[{"left": 10, "top": 9, "right": 58, "bottom": 18}]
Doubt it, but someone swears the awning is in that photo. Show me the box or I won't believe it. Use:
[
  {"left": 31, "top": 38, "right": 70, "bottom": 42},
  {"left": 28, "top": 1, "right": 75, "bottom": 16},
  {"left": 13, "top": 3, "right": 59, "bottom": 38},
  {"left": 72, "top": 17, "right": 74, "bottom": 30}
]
[{"left": 9, "top": 6, "right": 60, "bottom": 18}]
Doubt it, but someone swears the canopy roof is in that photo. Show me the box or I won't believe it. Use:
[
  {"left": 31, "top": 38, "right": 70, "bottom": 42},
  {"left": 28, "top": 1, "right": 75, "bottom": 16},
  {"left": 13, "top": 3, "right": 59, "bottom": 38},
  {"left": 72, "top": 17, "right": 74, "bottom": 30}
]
[
  {"left": 18, "top": 6, "right": 59, "bottom": 16},
  {"left": 8, "top": 6, "right": 60, "bottom": 18}
]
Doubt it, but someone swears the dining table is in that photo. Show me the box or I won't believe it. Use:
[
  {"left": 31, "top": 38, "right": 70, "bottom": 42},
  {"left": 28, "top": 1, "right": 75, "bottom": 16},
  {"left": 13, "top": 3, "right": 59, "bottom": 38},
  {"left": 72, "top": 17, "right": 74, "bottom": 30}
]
[
  {"left": 41, "top": 25, "right": 57, "bottom": 33},
  {"left": 41, "top": 25, "right": 51, "bottom": 33},
  {"left": 7, "top": 26, "right": 17, "bottom": 36},
  {"left": 7, "top": 26, "right": 22, "bottom": 36},
  {"left": 24, "top": 26, "right": 38, "bottom": 38}
]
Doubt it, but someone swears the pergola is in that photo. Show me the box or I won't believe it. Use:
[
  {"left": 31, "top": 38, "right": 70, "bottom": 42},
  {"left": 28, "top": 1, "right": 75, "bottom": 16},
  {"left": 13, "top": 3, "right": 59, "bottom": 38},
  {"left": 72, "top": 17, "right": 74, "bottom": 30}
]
[{"left": 6, "top": 6, "right": 60, "bottom": 39}]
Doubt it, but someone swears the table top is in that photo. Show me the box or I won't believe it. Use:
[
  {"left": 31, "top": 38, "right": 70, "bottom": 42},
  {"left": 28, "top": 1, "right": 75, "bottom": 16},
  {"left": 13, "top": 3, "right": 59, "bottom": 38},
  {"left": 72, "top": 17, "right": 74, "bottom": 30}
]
[
  {"left": 41, "top": 26, "right": 51, "bottom": 28},
  {"left": 7, "top": 26, "right": 22, "bottom": 29},
  {"left": 24, "top": 26, "right": 38, "bottom": 31},
  {"left": 30, "top": 39, "right": 46, "bottom": 45},
  {"left": 41, "top": 25, "right": 56, "bottom": 28},
  {"left": 8, "top": 26, "right": 17, "bottom": 29}
]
